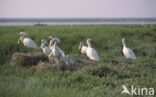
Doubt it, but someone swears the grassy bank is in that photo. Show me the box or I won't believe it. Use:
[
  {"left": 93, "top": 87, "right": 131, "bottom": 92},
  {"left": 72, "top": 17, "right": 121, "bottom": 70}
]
[{"left": 0, "top": 25, "right": 156, "bottom": 97}]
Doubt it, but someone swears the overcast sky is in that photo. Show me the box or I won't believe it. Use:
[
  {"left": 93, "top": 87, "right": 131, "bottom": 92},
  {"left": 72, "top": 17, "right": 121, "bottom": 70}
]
[{"left": 0, "top": 0, "right": 156, "bottom": 18}]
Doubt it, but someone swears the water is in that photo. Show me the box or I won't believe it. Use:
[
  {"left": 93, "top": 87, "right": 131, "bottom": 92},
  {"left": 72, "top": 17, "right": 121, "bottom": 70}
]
[{"left": 0, "top": 18, "right": 156, "bottom": 26}]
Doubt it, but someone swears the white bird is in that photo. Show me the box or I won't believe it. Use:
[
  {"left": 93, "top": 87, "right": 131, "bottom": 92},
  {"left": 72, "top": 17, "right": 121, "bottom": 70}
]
[
  {"left": 122, "top": 38, "right": 136, "bottom": 59},
  {"left": 49, "top": 39, "right": 62, "bottom": 63},
  {"left": 18, "top": 32, "right": 38, "bottom": 49},
  {"left": 79, "top": 42, "right": 88, "bottom": 54},
  {"left": 40, "top": 39, "right": 52, "bottom": 55},
  {"left": 48, "top": 37, "right": 65, "bottom": 61},
  {"left": 86, "top": 39, "right": 100, "bottom": 62}
]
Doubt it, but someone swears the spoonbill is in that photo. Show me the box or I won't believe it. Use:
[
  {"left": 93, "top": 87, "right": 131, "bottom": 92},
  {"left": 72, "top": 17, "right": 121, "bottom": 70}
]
[
  {"left": 40, "top": 39, "right": 52, "bottom": 55},
  {"left": 18, "top": 32, "right": 38, "bottom": 49},
  {"left": 122, "top": 38, "right": 136, "bottom": 59},
  {"left": 48, "top": 37, "right": 65, "bottom": 61},
  {"left": 49, "top": 38, "right": 62, "bottom": 63},
  {"left": 86, "top": 39, "right": 100, "bottom": 62},
  {"left": 79, "top": 42, "right": 88, "bottom": 54}
]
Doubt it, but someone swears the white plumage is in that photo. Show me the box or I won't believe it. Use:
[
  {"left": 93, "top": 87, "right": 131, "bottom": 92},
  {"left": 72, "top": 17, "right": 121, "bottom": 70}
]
[
  {"left": 49, "top": 39, "right": 62, "bottom": 63},
  {"left": 86, "top": 39, "right": 100, "bottom": 62},
  {"left": 122, "top": 38, "right": 136, "bottom": 59},
  {"left": 48, "top": 37, "right": 65, "bottom": 62},
  {"left": 79, "top": 42, "right": 88, "bottom": 54},
  {"left": 40, "top": 39, "right": 52, "bottom": 55},
  {"left": 18, "top": 32, "right": 38, "bottom": 49}
]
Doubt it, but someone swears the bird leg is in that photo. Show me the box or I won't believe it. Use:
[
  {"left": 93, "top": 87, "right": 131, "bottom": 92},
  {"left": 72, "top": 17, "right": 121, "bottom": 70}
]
[
  {"left": 57, "top": 55, "right": 62, "bottom": 63},
  {"left": 49, "top": 55, "right": 54, "bottom": 64}
]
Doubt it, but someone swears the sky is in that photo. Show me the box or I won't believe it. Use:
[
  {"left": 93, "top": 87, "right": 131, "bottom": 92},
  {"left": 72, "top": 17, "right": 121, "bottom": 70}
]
[{"left": 0, "top": 0, "right": 156, "bottom": 18}]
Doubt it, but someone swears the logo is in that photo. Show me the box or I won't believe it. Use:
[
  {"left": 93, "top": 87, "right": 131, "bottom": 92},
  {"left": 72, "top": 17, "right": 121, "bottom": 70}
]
[{"left": 121, "top": 85, "right": 155, "bottom": 96}]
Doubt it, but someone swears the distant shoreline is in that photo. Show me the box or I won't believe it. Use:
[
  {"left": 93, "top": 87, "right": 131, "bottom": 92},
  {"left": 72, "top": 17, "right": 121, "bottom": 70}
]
[
  {"left": 0, "top": 18, "right": 156, "bottom": 26},
  {"left": 0, "top": 18, "right": 156, "bottom": 22}
]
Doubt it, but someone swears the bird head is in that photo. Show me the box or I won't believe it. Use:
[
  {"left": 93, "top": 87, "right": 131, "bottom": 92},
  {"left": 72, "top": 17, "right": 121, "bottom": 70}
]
[
  {"left": 86, "top": 38, "right": 92, "bottom": 46},
  {"left": 47, "top": 36, "right": 54, "bottom": 42},
  {"left": 122, "top": 38, "right": 126, "bottom": 44},
  {"left": 52, "top": 38, "right": 57, "bottom": 44},
  {"left": 17, "top": 32, "right": 26, "bottom": 45},
  {"left": 87, "top": 38, "right": 92, "bottom": 43},
  {"left": 40, "top": 39, "right": 47, "bottom": 49},
  {"left": 41, "top": 39, "right": 47, "bottom": 44},
  {"left": 19, "top": 32, "right": 27, "bottom": 37},
  {"left": 79, "top": 42, "right": 83, "bottom": 50},
  {"left": 86, "top": 38, "right": 100, "bottom": 49},
  {"left": 54, "top": 38, "right": 61, "bottom": 44}
]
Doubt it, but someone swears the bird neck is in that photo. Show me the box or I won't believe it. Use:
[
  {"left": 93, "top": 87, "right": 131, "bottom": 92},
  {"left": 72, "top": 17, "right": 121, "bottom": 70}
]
[
  {"left": 79, "top": 44, "right": 82, "bottom": 49},
  {"left": 49, "top": 40, "right": 53, "bottom": 47},
  {"left": 20, "top": 36, "right": 24, "bottom": 41},
  {"left": 87, "top": 41, "right": 92, "bottom": 47},
  {"left": 54, "top": 42, "right": 57, "bottom": 47},
  {"left": 123, "top": 43, "right": 126, "bottom": 48},
  {"left": 41, "top": 43, "right": 45, "bottom": 49}
]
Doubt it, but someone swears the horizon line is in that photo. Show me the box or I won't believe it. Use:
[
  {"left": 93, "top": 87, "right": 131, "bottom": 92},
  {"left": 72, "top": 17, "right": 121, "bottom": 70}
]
[{"left": 0, "top": 17, "right": 156, "bottom": 19}]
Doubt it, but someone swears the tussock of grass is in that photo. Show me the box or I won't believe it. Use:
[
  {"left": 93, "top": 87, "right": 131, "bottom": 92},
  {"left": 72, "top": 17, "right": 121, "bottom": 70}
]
[{"left": 11, "top": 52, "right": 48, "bottom": 66}]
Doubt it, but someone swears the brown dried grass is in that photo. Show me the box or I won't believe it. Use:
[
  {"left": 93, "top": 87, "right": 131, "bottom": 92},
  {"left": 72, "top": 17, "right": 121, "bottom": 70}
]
[{"left": 11, "top": 52, "right": 48, "bottom": 67}]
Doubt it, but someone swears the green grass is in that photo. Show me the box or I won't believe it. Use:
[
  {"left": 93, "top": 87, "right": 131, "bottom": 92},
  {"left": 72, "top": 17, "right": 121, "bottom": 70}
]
[{"left": 0, "top": 25, "right": 156, "bottom": 97}]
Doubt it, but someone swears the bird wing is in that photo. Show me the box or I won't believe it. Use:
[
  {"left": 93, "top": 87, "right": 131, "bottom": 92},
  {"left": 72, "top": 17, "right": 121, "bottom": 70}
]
[
  {"left": 24, "top": 38, "right": 38, "bottom": 49},
  {"left": 57, "top": 47, "right": 65, "bottom": 57},
  {"left": 44, "top": 47, "right": 52, "bottom": 55},
  {"left": 87, "top": 48, "right": 100, "bottom": 61},
  {"left": 127, "top": 48, "right": 136, "bottom": 59},
  {"left": 52, "top": 46, "right": 62, "bottom": 57}
]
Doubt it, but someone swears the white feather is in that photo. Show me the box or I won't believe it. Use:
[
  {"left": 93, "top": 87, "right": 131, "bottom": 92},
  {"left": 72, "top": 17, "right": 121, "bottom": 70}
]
[
  {"left": 123, "top": 47, "right": 136, "bottom": 59},
  {"left": 22, "top": 37, "right": 38, "bottom": 49},
  {"left": 86, "top": 48, "right": 100, "bottom": 62}
]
